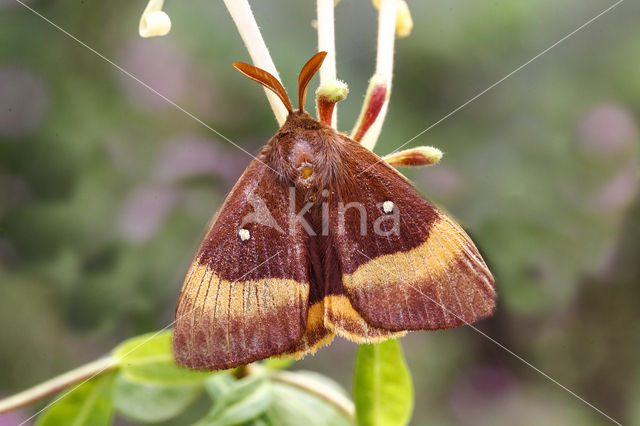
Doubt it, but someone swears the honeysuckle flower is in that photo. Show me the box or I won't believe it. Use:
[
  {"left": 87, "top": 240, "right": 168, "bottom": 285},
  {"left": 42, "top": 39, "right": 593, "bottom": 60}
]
[{"left": 139, "top": 0, "right": 172, "bottom": 38}]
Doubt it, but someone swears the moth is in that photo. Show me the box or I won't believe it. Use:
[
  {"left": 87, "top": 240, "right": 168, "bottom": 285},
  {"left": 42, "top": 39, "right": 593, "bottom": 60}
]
[{"left": 173, "top": 52, "right": 496, "bottom": 370}]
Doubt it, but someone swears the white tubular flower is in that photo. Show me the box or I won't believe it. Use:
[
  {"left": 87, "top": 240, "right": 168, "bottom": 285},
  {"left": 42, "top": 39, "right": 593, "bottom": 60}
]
[{"left": 139, "top": 0, "right": 172, "bottom": 38}]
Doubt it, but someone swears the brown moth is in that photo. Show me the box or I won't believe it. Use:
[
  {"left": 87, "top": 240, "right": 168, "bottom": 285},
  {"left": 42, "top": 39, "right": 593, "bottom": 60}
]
[{"left": 173, "top": 52, "right": 496, "bottom": 370}]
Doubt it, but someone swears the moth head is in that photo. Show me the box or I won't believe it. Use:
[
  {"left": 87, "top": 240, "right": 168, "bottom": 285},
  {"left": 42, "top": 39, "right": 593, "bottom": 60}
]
[
  {"left": 233, "top": 53, "right": 332, "bottom": 191},
  {"left": 232, "top": 52, "right": 327, "bottom": 115}
]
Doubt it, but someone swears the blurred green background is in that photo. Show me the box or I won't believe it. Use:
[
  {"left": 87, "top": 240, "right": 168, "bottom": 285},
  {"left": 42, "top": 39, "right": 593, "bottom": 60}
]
[{"left": 1, "top": 0, "right": 639, "bottom": 424}]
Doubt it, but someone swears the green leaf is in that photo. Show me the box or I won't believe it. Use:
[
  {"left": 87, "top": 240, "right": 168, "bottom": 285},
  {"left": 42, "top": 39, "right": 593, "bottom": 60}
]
[
  {"left": 112, "top": 330, "right": 213, "bottom": 385},
  {"left": 284, "top": 370, "right": 352, "bottom": 400},
  {"left": 112, "top": 330, "right": 173, "bottom": 360},
  {"left": 113, "top": 373, "right": 203, "bottom": 423},
  {"left": 35, "top": 372, "right": 115, "bottom": 426},
  {"left": 263, "top": 357, "right": 295, "bottom": 371},
  {"left": 246, "top": 410, "right": 281, "bottom": 426},
  {"left": 203, "top": 371, "right": 237, "bottom": 401},
  {"left": 197, "top": 374, "right": 274, "bottom": 426},
  {"left": 267, "top": 371, "right": 354, "bottom": 426},
  {"left": 353, "top": 340, "right": 413, "bottom": 426}
]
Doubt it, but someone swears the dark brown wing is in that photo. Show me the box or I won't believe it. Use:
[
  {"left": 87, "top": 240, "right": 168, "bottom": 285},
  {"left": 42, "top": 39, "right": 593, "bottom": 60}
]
[
  {"left": 329, "top": 139, "right": 496, "bottom": 334},
  {"left": 173, "top": 157, "right": 309, "bottom": 370}
]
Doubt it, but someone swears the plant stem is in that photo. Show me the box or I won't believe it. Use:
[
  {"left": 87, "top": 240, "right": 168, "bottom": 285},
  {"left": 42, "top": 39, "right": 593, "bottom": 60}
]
[
  {"left": 223, "top": 0, "right": 288, "bottom": 126},
  {"left": 272, "top": 370, "right": 355, "bottom": 418},
  {"left": 316, "top": 0, "right": 338, "bottom": 128},
  {"left": 0, "top": 354, "right": 356, "bottom": 419},
  {"left": 359, "top": 0, "right": 398, "bottom": 151},
  {"left": 0, "top": 356, "right": 118, "bottom": 414}
]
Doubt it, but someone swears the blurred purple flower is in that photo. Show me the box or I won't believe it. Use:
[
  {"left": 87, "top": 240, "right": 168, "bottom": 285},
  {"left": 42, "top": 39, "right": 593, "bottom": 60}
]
[
  {"left": 0, "top": 406, "right": 32, "bottom": 425},
  {"left": 0, "top": 66, "right": 47, "bottom": 138},
  {"left": 579, "top": 104, "right": 637, "bottom": 156},
  {"left": 118, "top": 185, "right": 179, "bottom": 243},
  {"left": 117, "top": 39, "right": 192, "bottom": 110},
  {"left": 591, "top": 163, "right": 638, "bottom": 213},
  {"left": 419, "top": 166, "right": 460, "bottom": 197},
  {"left": 153, "top": 135, "right": 246, "bottom": 186},
  {"left": 449, "top": 365, "right": 520, "bottom": 424}
]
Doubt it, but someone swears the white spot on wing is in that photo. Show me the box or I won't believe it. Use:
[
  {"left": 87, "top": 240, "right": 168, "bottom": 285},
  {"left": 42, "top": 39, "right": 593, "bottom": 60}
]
[
  {"left": 383, "top": 200, "right": 395, "bottom": 213},
  {"left": 238, "top": 228, "right": 250, "bottom": 241}
]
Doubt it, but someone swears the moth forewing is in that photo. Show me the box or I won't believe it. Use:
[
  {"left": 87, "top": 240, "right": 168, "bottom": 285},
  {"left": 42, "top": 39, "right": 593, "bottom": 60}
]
[{"left": 173, "top": 157, "right": 311, "bottom": 370}]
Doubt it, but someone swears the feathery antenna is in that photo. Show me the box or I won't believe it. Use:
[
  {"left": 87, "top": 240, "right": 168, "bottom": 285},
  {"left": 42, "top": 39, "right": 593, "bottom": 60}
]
[
  {"left": 298, "top": 52, "right": 327, "bottom": 112},
  {"left": 233, "top": 62, "right": 294, "bottom": 113}
]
